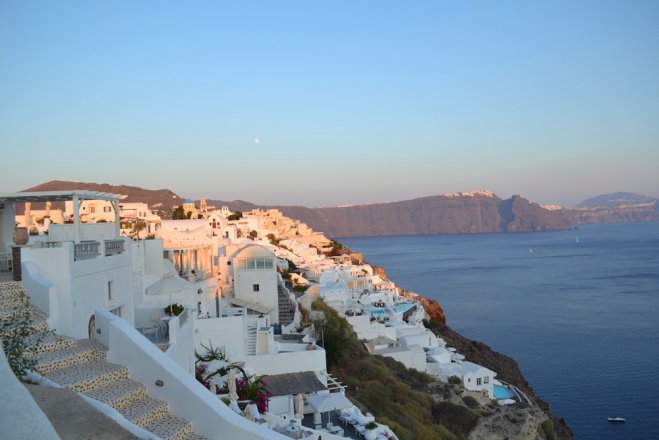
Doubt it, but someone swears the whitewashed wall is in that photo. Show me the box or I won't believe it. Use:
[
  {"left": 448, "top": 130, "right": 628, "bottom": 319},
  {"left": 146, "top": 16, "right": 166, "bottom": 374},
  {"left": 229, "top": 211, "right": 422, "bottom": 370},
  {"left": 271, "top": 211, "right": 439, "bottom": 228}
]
[{"left": 96, "top": 310, "right": 284, "bottom": 440}]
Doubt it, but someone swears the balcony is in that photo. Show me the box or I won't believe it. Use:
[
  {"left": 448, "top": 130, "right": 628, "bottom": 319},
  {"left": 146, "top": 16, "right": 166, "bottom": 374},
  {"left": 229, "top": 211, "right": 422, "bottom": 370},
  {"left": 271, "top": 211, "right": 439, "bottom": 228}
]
[
  {"left": 104, "top": 239, "right": 125, "bottom": 256},
  {"left": 73, "top": 239, "right": 127, "bottom": 261},
  {"left": 74, "top": 241, "right": 100, "bottom": 261}
]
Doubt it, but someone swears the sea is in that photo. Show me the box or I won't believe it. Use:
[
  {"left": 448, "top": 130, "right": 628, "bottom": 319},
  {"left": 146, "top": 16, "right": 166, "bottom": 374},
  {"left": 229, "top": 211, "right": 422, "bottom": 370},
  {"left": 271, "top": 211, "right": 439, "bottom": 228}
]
[{"left": 341, "top": 221, "right": 659, "bottom": 439}]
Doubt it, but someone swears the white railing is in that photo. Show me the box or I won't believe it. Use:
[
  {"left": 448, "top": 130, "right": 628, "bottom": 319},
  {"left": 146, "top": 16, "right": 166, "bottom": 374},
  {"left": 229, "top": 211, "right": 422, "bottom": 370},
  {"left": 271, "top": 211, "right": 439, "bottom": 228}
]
[
  {"left": 104, "top": 239, "right": 125, "bottom": 256},
  {"left": 74, "top": 241, "right": 100, "bottom": 260}
]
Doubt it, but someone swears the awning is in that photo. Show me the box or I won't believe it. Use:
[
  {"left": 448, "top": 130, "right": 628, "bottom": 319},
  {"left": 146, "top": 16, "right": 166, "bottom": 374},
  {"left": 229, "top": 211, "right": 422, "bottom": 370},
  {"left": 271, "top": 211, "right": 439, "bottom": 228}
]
[
  {"left": 229, "top": 297, "right": 273, "bottom": 315},
  {"left": 306, "top": 392, "right": 352, "bottom": 413},
  {"left": 265, "top": 371, "right": 327, "bottom": 397}
]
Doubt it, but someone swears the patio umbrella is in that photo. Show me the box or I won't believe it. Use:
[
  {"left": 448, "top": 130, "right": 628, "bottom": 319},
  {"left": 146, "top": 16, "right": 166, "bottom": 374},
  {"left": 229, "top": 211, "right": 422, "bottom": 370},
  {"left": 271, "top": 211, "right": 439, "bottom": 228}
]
[
  {"left": 295, "top": 393, "right": 305, "bottom": 421},
  {"left": 306, "top": 392, "right": 352, "bottom": 413},
  {"left": 145, "top": 273, "right": 192, "bottom": 295},
  {"left": 307, "top": 392, "right": 353, "bottom": 426},
  {"left": 228, "top": 369, "right": 238, "bottom": 402}
]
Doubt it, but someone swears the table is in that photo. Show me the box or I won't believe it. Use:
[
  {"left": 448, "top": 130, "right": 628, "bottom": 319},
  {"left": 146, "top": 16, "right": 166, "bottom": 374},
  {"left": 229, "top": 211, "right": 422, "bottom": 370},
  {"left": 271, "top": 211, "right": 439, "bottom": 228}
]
[{"left": 328, "top": 425, "right": 344, "bottom": 436}]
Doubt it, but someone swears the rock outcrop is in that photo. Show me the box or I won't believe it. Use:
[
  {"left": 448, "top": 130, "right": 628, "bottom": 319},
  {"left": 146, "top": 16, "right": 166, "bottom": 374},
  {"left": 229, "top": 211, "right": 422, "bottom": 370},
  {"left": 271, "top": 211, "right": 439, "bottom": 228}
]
[{"left": 436, "top": 326, "right": 573, "bottom": 440}]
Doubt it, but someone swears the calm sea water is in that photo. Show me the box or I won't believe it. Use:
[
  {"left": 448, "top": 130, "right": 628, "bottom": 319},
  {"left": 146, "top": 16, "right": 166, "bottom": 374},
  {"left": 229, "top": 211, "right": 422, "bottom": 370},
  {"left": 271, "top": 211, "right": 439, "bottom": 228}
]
[{"left": 342, "top": 222, "right": 659, "bottom": 439}]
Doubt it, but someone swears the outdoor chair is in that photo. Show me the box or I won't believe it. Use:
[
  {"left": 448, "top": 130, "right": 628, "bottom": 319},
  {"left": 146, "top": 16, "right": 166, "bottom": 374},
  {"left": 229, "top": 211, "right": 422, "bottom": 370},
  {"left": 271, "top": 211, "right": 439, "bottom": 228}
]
[{"left": 140, "top": 319, "right": 160, "bottom": 341}]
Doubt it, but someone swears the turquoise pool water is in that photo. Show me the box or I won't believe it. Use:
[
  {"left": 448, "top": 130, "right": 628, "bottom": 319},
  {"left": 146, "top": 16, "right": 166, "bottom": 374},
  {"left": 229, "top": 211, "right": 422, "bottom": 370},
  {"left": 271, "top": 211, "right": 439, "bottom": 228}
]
[
  {"left": 392, "top": 302, "right": 414, "bottom": 313},
  {"left": 367, "top": 302, "right": 415, "bottom": 316},
  {"left": 493, "top": 384, "right": 514, "bottom": 400}
]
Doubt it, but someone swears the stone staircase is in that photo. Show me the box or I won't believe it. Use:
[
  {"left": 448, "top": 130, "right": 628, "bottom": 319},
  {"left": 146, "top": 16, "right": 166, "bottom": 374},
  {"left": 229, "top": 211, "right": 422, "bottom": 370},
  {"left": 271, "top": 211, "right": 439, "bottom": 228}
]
[
  {"left": 276, "top": 282, "right": 296, "bottom": 326},
  {"left": 0, "top": 281, "right": 208, "bottom": 440}
]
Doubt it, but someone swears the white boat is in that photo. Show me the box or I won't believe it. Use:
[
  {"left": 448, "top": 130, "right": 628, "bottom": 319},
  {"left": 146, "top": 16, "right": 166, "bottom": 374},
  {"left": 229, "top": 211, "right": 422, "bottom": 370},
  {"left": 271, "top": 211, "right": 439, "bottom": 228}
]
[{"left": 607, "top": 417, "right": 625, "bottom": 423}]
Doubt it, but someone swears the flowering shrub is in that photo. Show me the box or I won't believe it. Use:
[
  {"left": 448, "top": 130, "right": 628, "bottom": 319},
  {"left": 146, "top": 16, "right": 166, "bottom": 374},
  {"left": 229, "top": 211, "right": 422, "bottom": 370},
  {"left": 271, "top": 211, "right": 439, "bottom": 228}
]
[
  {"left": 194, "top": 341, "right": 271, "bottom": 412},
  {"left": 236, "top": 375, "right": 272, "bottom": 413}
]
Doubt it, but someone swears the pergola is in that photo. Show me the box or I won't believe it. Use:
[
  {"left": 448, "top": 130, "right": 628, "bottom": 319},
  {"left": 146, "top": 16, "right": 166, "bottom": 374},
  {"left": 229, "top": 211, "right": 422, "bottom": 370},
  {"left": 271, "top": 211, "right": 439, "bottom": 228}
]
[{"left": 0, "top": 190, "right": 124, "bottom": 244}]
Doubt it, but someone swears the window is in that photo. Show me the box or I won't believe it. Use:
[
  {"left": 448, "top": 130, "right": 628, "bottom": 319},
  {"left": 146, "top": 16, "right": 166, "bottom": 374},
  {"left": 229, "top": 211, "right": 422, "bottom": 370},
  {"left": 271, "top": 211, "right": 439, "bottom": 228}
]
[
  {"left": 477, "top": 378, "right": 482, "bottom": 386},
  {"left": 107, "top": 281, "right": 114, "bottom": 301},
  {"left": 253, "top": 284, "right": 260, "bottom": 292},
  {"left": 237, "top": 258, "right": 274, "bottom": 270},
  {"left": 89, "top": 205, "right": 96, "bottom": 214},
  {"left": 103, "top": 206, "right": 112, "bottom": 213},
  {"left": 484, "top": 376, "right": 489, "bottom": 384}
]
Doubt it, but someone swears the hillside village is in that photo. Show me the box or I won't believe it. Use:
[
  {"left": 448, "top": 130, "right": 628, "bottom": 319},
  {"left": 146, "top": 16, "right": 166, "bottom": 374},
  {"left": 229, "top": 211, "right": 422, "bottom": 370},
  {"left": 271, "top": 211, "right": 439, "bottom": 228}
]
[{"left": 1, "top": 190, "right": 555, "bottom": 440}]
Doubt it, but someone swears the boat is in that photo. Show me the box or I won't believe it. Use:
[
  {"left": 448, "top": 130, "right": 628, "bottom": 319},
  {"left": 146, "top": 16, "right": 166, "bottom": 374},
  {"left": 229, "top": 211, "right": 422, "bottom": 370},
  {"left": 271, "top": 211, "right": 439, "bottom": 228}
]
[
  {"left": 607, "top": 417, "right": 626, "bottom": 423},
  {"left": 576, "top": 235, "right": 580, "bottom": 244}
]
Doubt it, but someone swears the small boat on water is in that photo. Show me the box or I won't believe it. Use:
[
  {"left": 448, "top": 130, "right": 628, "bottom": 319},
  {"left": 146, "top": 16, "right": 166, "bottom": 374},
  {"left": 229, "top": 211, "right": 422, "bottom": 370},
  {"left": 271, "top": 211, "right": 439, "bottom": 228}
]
[{"left": 607, "top": 417, "right": 626, "bottom": 423}]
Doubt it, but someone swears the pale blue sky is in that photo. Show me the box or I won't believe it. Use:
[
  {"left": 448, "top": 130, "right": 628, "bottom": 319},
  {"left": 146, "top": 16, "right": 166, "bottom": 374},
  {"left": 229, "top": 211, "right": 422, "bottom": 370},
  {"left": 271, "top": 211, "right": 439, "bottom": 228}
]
[{"left": 1, "top": 1, "right": 658, "bottom": 207}]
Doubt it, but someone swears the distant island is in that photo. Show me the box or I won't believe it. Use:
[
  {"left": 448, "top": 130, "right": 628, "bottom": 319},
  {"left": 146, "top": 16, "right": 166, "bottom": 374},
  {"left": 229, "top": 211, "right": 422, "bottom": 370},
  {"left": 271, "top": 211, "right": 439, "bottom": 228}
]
[
  {"left": 21, "top": 181, "right": 658, "bottom": 238},
  {"left": 555, "top": 192, "right": 659, "bottom": 225}
]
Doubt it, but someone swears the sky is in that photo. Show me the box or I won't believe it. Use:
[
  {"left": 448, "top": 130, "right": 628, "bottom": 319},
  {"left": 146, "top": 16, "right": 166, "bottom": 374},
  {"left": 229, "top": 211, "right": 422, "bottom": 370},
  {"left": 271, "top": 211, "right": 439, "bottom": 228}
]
[{"left": 1, "top": 1, "right": 658, "bottom": 207}]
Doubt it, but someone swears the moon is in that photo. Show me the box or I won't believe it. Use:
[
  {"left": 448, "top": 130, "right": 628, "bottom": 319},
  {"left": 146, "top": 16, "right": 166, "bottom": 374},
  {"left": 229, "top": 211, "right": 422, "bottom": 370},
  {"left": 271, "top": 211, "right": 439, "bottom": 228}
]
[{"left": 254, "top": 137, "right": 261, "bottom": 144}]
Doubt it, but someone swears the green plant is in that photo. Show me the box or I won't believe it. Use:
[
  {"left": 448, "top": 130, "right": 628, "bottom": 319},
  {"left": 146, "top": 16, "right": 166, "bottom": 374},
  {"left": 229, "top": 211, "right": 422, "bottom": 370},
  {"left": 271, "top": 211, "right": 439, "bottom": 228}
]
[
  {"left": 537, "top": 419, "right": 557, "bottom": 440},
  {"left": 164, "top": 303, "right": 184, "bottom": 316},
  {"left": 448, "top": 375, "right": 463, "bottom": 385},
  {"left": 0, "top": 294, "right": 45, "bottom": 378},
  {"left": 172, "top": 206, "right": 186, "bottom": 220},
  {"left": 365, "top": 421, "right": 378, "bottom": 430},
  {"left": 227, "top": 211, "right": 243, "bottom": 221},
  {"left": 462, "top": 395, "right": 479, "bottom": 408}
]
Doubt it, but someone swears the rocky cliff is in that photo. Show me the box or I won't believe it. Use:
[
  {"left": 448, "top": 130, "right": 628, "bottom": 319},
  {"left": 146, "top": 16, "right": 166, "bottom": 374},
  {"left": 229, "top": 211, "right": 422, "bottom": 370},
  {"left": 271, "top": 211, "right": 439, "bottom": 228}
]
[
  {"left": 436, "top": 325, "right": 573, "bottom": 440},
  {"left": 271, "top": 192, "right": 571, "bottom": 237},
  {"left": 556, "top": 192, "right": 659, "bottom": 225}
]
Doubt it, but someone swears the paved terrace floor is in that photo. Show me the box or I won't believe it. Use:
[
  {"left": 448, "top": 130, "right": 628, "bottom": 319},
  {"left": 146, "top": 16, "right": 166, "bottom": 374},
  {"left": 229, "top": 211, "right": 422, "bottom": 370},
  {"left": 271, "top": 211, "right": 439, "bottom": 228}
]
[{"left": 301, "top": 410, "right": 361, "bottom": 440}]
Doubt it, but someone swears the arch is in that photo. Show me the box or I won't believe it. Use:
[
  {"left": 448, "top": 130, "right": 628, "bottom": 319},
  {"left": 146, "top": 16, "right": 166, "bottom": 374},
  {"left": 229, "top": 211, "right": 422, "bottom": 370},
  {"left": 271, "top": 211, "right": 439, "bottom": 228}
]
[{"left": 88, "top": 315, "right": 96, "bottom": 340}]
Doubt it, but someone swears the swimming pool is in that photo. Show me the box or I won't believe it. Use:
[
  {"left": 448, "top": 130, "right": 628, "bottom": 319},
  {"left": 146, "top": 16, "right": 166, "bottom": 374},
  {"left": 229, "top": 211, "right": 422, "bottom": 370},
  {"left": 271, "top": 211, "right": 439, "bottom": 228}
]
[
  {"left": 493, "top": 384, "right": 514, "bottom": 400},
  {"left": 367, "top": 302, "right": 415, "bottom": 316},
  {"left": 392, "top": 302, "right": 415, "bottom": 313}
]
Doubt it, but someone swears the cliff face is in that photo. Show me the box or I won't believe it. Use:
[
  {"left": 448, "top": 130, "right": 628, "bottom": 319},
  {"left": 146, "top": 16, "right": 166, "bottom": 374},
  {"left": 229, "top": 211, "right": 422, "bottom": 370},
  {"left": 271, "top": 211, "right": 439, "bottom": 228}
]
[
  {"left": 560, "top": 204, "right": 659, "bottom": 224},
  {"left": 407, "top": 293, "right": 446, "bottom": 325},
  {"left": 558, "top": 192, "right": 659, "bottom": 225},
  {"left": 437, "top": 326, "right": 573, "bottom": 440},
  {"left": 277, "top": 193, "right": 571, "bottom": 237}
]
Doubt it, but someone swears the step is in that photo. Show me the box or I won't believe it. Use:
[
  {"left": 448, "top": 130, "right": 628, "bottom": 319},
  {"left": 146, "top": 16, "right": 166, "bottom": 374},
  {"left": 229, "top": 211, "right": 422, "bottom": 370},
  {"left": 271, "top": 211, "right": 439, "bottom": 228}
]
[
  {"left": 184, "top": 433, "right": 210, "bottom": 440},
  {"left": 6, "top": 305, "right": 49, "bottom": 323},
  {"left": 26, "top": 332, "right": 77, "bottom": 355},
  {"left": 118, "top": 394, "right": 170, "bottom": 427},
  {"left": 143, "top": 413, "right": 193, "bottom": 440},
  {"left": 0, "top": 295, "right": 28, "bottom": 308},
  {"left": 35, "top": 343, "right": 99, "bottom": 374},
  {"left": 76, "top": 338, "right": 109, "bottom": 360},
  {"left": 86, "top": 378, "right": 148, "bottom": 409},
  {"left": 0, "top": 281, "right": 23, "bottom": 290},
  {"left": 0, "top": 288, "right": 25, "bottom": 299},
  {"left": 0, "top": 310, "right": 49, "bottom": 336},
  {"left": 45, "top": 361, "right": 129, "bottom": 394}
]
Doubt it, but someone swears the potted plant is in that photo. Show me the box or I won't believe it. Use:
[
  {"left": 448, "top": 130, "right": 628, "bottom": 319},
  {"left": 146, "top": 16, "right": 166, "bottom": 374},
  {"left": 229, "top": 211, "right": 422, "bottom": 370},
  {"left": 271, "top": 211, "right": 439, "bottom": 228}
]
[
  {"left": 364, "top": 421, "right": 378, "bottom": 440},
  {"left": 164, "top": 303, "right": 184, "bottom": 316}
]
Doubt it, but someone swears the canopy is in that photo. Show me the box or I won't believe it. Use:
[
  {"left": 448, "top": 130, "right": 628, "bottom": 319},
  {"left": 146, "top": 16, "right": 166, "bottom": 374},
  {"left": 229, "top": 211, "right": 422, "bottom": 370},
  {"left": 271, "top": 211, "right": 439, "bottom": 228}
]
[
  {"left": 306, "top": 393, "right": 352, "bottom": 413},
  {"left": 146, "top": 274, "right": 193, "bottom": 295}
]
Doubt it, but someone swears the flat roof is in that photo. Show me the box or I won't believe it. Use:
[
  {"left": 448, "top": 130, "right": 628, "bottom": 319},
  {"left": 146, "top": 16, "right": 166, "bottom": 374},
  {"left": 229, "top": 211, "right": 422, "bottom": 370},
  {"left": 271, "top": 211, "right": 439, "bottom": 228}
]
[
  {"left": 265, "top": 371, "right": 326, "bottom": 397},
  {"left": 0, "top": 190, "right": 124, "bottom": 204}
]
